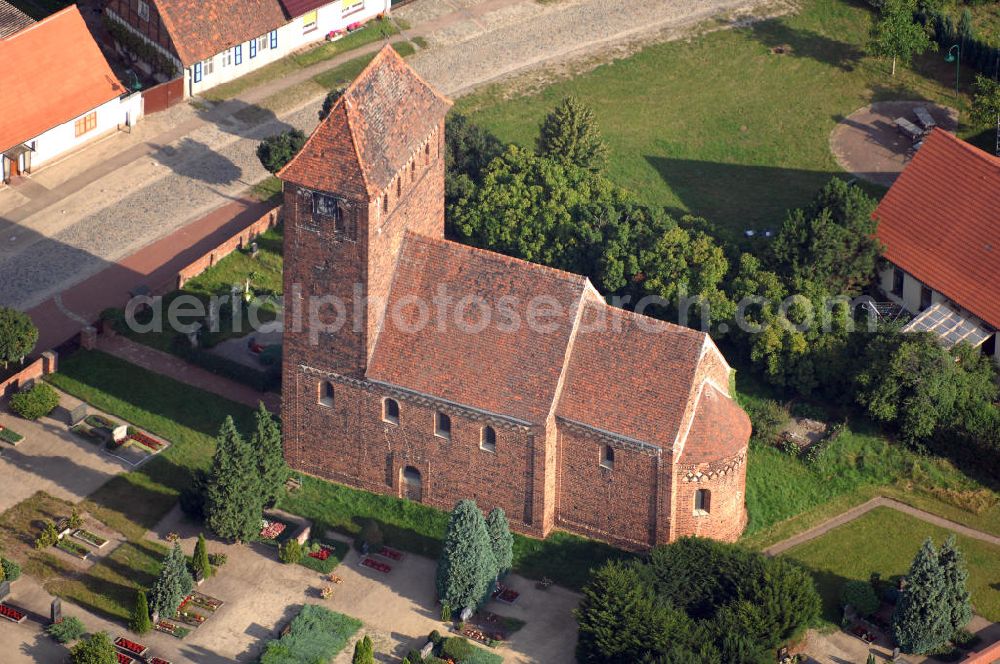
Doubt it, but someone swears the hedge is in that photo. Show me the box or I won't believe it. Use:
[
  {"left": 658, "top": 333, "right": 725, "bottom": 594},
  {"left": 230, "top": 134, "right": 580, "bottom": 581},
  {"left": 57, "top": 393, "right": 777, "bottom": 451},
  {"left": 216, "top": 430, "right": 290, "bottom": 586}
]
[
  {"left": 257, "top": 605, "right": 361, "bottom": 664},
  {"left": 10, "top": 383, "right": 60, "bottom": 420},
  {"left": 169, "top": 334, "right": 280, "bottom": 392}
]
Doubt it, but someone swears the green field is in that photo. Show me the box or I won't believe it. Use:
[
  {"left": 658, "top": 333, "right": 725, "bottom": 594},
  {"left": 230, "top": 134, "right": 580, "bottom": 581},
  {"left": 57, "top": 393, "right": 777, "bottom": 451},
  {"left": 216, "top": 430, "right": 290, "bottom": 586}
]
[
  {"left": 785, "top": 507, "right": 1000, "bottom": 623},
  {"left": 460, "top": 0, "right": 968, "bottom": 242}
]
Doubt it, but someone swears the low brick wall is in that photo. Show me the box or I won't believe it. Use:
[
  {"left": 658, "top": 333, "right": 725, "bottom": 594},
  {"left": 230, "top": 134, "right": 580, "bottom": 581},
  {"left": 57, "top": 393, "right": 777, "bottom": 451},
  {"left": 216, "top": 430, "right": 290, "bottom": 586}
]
[
  {"left": 0, "top": 351, "right": 58, "bottom": 398},
  {"left": 175, "top": 206, "right": 280, "bottom": 290}
]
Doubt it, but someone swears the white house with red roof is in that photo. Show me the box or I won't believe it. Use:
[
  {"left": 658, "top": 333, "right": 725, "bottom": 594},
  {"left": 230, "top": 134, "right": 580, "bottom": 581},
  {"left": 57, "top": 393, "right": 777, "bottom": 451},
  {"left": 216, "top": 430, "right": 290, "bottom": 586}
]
[
  {"left": 874, "top": 129, "right": 1000, "bottom": 363},
  {"left": 0, "top": 6, "right": 142, "bottom": 185},
  {"left": 106, "top": 0, "right": 391, "bottom": 97}
]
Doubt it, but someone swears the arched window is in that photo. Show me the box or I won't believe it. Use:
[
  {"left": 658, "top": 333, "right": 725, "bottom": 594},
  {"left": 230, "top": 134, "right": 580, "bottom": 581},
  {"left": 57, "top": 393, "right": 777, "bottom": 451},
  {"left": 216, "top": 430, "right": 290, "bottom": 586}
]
[
  {"left": 435, "top": 411, "right": 451, "bottom": 440},
  {"left": 480, "top": 426, "right": 496, "bottom": 452},
  {"left": 318, "top": 381, "right": 334, "bottom": 407},
  {"left": 694, "top": 489, "right": 711, "bottom": 515},
  {"left": 600, "top": 445, "right": 614, "bottom": 469},
  {"left": 383, "top": 398, "right": 400, "bottom": 425}
]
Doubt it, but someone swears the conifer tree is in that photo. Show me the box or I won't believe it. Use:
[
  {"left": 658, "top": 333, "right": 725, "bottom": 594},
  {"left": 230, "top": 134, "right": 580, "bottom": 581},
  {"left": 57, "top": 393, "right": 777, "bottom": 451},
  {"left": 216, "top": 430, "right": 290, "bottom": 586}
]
[
  {"left": 892, "top": 538, "right": 951, "bottom": 653},
  {"left": 206, "top": 416, "right": 265, "bottom": 542},
  {"left": 351, "top": 635, "right": 375, "bottom": 664},
  {"left": 537, "top": 96, "right": 609, "bottom": 173},
  {"left": 192, "top": 533, "right": 211, "bottom": 580},
  {"left": 150, "top": 543, "right": 194, "bottom": 620},
  {"left": 485, "top": 507, "right": 514, "bottom": 578},
  {"left": 436, "top": 500, "right": 497, "bottom": 612},
  {"left": 938, "top": 536, "right": 972, "bottom": 636},
  {"left": 252, "top": 403, "right": 287, "bottom": 507},
  {"left": 129, "top": 590, "right": 151, "bottom": 635}
]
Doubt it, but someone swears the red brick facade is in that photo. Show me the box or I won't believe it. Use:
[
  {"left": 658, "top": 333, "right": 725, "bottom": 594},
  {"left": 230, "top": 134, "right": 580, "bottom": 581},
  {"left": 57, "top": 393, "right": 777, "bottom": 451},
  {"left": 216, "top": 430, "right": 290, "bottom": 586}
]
[{"left": 280, "top": 47, "right": 751, "bottom": 550}]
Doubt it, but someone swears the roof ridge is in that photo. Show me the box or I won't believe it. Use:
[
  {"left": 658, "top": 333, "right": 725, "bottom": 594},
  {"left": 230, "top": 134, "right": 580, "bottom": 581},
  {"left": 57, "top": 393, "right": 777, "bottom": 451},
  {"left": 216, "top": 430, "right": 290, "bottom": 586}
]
[
  {"left": 405, "top": 232, "right": 590, "bottom": 287},
  {"left": 342, "top": 98, "right": 374, "bottom": 196}
]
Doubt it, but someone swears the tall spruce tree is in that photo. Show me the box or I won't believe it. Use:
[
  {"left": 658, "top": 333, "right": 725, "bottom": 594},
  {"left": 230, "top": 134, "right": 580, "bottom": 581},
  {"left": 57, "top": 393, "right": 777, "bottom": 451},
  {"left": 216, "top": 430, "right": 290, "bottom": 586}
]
[
  {"left": 938, "top": 536, "right": 972, "bottom": 636},
  {"left": 436, "top": 500, "right": 497, "bottom": 612},
  {"left": 485, "top": 507, "right": 514, "bottom": 578},
  {"left": 206, "top": 416, "right": 265, "bottom": 542},
  {"left": 892, "top": 538, "right": 952, "bottom": 653},
  {"left": 252, "top": 403, "right": 287, "bottom": 507},
  {"left": 192, "top": 533, "right": 211, "bottom": 580},
  {"left": 536, "top": 96, "right": 609, "bottom": 173},
  {"left": 129, "top": 590, "right": 151, "bottom": 635},
  {"left": 150, "top": 543, "right": 194, "bottom": 619}
]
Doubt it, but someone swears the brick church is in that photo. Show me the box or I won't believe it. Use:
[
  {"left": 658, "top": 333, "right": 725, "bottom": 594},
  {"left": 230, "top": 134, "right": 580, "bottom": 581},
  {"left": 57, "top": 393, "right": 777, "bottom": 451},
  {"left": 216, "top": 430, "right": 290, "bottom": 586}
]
[{"left": 277, "top": 46, "right": 751, "bottom": 550}]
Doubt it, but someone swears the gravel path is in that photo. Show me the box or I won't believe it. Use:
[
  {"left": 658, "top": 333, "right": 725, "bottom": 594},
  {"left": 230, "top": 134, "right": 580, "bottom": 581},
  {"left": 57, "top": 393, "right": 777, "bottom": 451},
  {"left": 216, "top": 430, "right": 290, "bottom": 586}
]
[
  {"left": 763, "top": 496, "right": 1000, "bottom": 556},
  {"left": 0, "top": 0, "right": 781, "bottom": 311}
]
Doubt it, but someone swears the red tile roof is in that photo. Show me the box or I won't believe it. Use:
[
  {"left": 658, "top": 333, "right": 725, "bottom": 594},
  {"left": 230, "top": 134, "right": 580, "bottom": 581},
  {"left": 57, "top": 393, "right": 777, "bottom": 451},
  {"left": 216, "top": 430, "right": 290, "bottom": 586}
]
[
  {"left": 0, "top": 6, "right": 124, "bottom": 154},
  {"left": 874, "top": 129, "right": 1000, "bottom": 328},
  {"left": 151, "top": 0, "right": 288, "bottom": 66},
  {"left": 279, "top": 45, "right": 452, "bottom": 198},
  {"left": 367, "top": 233, "right": 589, "bottom": 424},
  {"left": 679, "top": 383, "right": 752, "bottom": 464},
  {"left": 557, "top": 299, "right": 707, "bottom": 449}
]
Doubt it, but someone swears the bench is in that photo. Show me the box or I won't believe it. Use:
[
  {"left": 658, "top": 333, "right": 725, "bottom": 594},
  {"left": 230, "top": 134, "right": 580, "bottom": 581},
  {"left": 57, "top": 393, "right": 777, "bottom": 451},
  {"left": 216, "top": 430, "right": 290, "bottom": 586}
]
[
  {"left": 913, "top": 106, "right": 936, "bottom": 131},
  {"left": 895, "top": 117, "right": 923, "bottom": 142}
]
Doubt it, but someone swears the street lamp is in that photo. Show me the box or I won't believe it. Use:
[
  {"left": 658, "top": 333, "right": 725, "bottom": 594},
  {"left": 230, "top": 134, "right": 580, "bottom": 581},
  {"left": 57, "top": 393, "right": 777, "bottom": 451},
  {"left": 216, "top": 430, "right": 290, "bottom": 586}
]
[{"left": 944, "top": 44, "right": 960, "bottom": 95}]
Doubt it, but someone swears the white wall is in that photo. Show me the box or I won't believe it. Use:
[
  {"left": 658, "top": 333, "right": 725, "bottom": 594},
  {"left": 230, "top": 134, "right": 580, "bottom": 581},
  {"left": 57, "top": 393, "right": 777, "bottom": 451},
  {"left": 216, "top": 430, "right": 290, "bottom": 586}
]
[{"left": 188, "top": 0, "right": 391, "bottom": 97}]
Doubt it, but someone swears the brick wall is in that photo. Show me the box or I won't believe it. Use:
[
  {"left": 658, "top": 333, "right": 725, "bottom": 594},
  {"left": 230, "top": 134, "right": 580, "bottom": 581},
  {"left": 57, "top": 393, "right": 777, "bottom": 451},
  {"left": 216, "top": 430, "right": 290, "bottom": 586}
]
[
  {"left": 555, "top": 425, "right": 661, "bottom": 549},
  {"left": 107, "top": 0, "right": 178, "bottom": 60},
  {"left": 285, "top": 367, "right": 547, "bottom": 537},
  {"left": 673, "top": 448, "right": 748, "bottom": 542},
  {"left": 0, "top": 352, "right": 58, "bottom": 398},
  {"left": 173, "top": 207, "right": 280, "bottom": 290}
]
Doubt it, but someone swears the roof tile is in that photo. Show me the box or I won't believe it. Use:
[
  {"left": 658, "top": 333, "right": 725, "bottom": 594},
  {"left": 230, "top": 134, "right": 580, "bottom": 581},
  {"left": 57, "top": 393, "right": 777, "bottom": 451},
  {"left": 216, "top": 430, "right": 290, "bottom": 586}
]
[{"left": 151, "top": 0, "right": 288, "bottom": 65}]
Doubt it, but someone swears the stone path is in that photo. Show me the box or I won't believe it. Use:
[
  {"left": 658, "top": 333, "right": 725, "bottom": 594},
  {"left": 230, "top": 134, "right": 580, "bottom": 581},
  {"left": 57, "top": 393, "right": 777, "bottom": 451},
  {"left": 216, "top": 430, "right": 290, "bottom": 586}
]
[
  {"left": 0, "top": 0, "right": 780, "bottom": 313},
  {"left": 96, "top": 335, "right": 280, "bottom": 412},
  {"left": 764, "top": 496, "right": 1000, "bottom": 556}
]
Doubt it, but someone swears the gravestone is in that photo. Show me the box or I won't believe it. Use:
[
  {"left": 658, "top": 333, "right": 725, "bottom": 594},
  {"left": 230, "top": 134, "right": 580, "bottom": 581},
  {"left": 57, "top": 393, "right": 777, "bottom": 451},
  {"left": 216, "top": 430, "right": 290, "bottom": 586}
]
[
  {"left": 0, "top": 580, "right": 10, "bottom": 600},
  {"left": 460, "top": 607, "right": 473, "bottom": 622},
  {"left": 112, "top": 425, "right": 129, "bottom": 443},
  {"left": 69, "top": 404, "right": 88, "bottom": 426},
  {"left": 420, "top": 641, "right": 434, "bottom": 659},
  {"left": 51, "top": 598, "right": 62, "bottom": 624}
]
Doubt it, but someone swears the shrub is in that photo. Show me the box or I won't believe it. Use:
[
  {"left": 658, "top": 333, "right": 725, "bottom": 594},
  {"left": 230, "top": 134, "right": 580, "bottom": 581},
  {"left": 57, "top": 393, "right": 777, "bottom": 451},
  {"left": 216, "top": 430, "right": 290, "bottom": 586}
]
[
  {"left": 358, "top": 519, "right": 383, "bottom": 550},
  {"left": 258, "top": 605, "right": 361, "bottom": 664},
  {"left": 34, "top": 521, "right": 60, "bottom": 549},
  {"left": 47, "top": 616, "right": 86, "bottom": 643},
  {"left": 441, "top": 637, "right": 474, "bottom": 661},
  {"left": 428, "top": 630, "right": 442, "bottom": 645},
  {"left": 1, "top": 557, "right": 22, "bottom": 581},
  {"left": 440, "top": 602, "right": 451, "bottom": 622},
  {"left": 70, "top": 631, "right": 116, "bottom": 664},
  {"left": 130, "top": 590, "right": 151, "bottom": 635},
  {"left": 0, "top": 307, "right": 38, "bottom": 369},
  {"left": 208, "top": 552, "right": 228, "bottom": 568},
  {"left": 257, "top": 130, "right": 308, "bottom": 174},
  {"left": 10, "top": 383, "right": 60, "bottom": 420},
  {"left": 279, "top": 539, "right": 303, "bottom": 564},
  {"left": 743, "top": 398, "right": 788, "bottom": 444},
  {"left": 842, "top": 579, "right": 880, "bottom": 616}
]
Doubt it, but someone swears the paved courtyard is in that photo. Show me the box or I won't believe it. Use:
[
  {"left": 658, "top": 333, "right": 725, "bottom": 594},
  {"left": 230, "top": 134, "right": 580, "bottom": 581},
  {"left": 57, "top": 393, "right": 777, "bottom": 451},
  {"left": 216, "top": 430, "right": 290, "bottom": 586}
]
[
  {"left": 0, "top": 503, "right": 579, "bottom": 663},
  {"left": 0, "top": 392, "right": 130, "bottom": 513}
]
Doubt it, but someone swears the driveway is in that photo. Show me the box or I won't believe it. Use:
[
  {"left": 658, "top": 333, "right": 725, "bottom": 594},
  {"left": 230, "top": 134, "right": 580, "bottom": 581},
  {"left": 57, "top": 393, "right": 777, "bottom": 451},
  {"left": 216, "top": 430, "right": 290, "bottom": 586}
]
[
  {"left": 0, "top": 0, "right": 781, "bottom": 313},
  {"left": 0, "top": 392, "right": 130, "bottom": 513}
]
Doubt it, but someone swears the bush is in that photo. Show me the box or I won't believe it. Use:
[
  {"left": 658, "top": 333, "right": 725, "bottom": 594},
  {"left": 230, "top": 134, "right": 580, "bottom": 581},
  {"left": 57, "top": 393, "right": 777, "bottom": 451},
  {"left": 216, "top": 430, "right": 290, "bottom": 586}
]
[
  {"left": 842, "top": 579, "right": 880, "bottom": 616},
  {"left": 743, "top": 398, "right": 788, "bottom": 444},
  {"left": 358, "top": 519, "right": 383, "bottom": 550},
  {"left": 1, "top": 557, "right": 22, "bottom": 581},
  {"left": 47, "top": 616, "right": 86, "bottom": 643},
  {"left": 441, "top": 637, "right": 474, "bottom": 661},
  {"left": 257, "top": 129, "right": 308, "bottom": 174},
  {"left": 70, "top": 631, "right": 116, "bottom": 664},
  {"left": 10, "top": 383, "right": 60, "bottom": 420},
  {"left": 208, "top": 552, "right": 228, "bottom": 568},
  {"left": 258, "top": 605, "right": 361, "bottom": 664},
  {"left": 279, "top": 539, "right": 302, "bottom": 564},
  {"left": 34, "top": 521, "right": 59, "bottom": 549}
]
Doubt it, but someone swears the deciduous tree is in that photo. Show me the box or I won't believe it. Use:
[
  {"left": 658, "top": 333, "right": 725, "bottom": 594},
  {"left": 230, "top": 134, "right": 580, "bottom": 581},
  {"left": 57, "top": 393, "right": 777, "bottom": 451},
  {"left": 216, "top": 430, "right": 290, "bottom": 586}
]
[
  {"left": 256, "top": 129, "right": 307, "bottom": 174},
  {"left": 970, "top": 74, "right": 1000, "bottom": 155},
  {"left": 0, "top": 307, "right": 37, "bottom": 369},
  {"left": 869, "top": 0, "right": 936, "bottom": 76},
  {"left": 70, "top": 631, "right": 116, "bottom": 664},
  {"left": 435, "top": 500, "right": 496, "bottom": 612}
]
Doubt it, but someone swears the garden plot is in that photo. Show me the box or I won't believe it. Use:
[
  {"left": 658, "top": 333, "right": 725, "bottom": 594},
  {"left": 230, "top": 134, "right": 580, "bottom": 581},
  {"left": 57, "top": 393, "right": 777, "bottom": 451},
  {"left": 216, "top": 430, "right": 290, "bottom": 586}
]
[{"left": 71, "top": 414, "right": 170, "bottom": 467}]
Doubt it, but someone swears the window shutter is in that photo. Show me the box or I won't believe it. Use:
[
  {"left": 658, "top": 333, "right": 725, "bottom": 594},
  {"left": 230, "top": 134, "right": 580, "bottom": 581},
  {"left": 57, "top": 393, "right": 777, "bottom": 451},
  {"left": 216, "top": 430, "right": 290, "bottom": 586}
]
[
  {"left": 270, "top": 30, "right": 278, "bottom": 49},
  {"left": 250, "top": 38, "right": 257, "bottom": 58},
  {"left": 193, "top": 61, "right": 202, "bottom": 83},
  {"left": 235, "top": 44, "right": 242, "bottom": 65}
]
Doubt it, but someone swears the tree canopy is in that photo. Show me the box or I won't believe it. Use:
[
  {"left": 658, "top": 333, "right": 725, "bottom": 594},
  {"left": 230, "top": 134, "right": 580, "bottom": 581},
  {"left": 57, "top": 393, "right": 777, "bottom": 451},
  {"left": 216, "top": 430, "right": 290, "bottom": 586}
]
[
  {"left": 436, "top": 500, "right": 497, "bottom": 612},
  {"left": 71, "top": 632, "right": 116, "bottom": 664},
  {"left": 252, "top": 403, "right": 287, "bottom": 507},
  {"left": 892, "top": 538, "right": 953, "bottom": 653},
  {"left": 150, "top": 542, "right": 194, "bottom": 619},
  {"left": 536, "top": 96, "right": 609, "bottom": 173},
  {"left": 0, "top": 307, "right": 38, "bottom": 369},
  {"left": 205, "top": 416, "right": 265, "bottom": 542},
  {"left": 869, "top": 0, "right": 936, "bottom": 76},
  {"left": 485, "top": 507, "right": 513, "bottom": 577},
  {"left": 256, "top": 129, "right": 307, "bottom": 174}
]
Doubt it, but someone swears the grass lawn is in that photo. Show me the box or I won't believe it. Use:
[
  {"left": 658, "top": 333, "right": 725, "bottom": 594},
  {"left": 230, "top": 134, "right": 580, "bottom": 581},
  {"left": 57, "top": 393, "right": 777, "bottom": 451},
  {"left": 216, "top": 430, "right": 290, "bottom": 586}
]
[
  {"left": 784, "top": 507, "right": 1000, "bottom": 623},
  {"left": 278, "top": 475, "right": 631, "bottom": 590},
  {"left": 459, "top": 0, "right": 971, "bottom": 243},
  {"left": 201, "top": 17, "right": 403, "bottom": 102},
  {"left": 2, "top": 350, "right": 259, "bottom": 621}
]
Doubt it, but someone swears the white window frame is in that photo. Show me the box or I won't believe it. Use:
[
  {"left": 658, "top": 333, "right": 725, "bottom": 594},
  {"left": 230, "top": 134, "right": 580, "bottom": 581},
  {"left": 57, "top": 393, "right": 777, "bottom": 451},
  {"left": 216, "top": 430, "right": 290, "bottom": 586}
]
[{"left": 137, "top": 0, "right": 150, "bottom": 21}]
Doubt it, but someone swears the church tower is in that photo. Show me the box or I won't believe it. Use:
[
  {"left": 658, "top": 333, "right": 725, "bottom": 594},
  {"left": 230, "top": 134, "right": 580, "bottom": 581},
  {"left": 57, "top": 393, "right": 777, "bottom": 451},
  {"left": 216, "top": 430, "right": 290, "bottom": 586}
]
[{"left": 278, "top": 46, "right": 452, "bottom": 379}]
